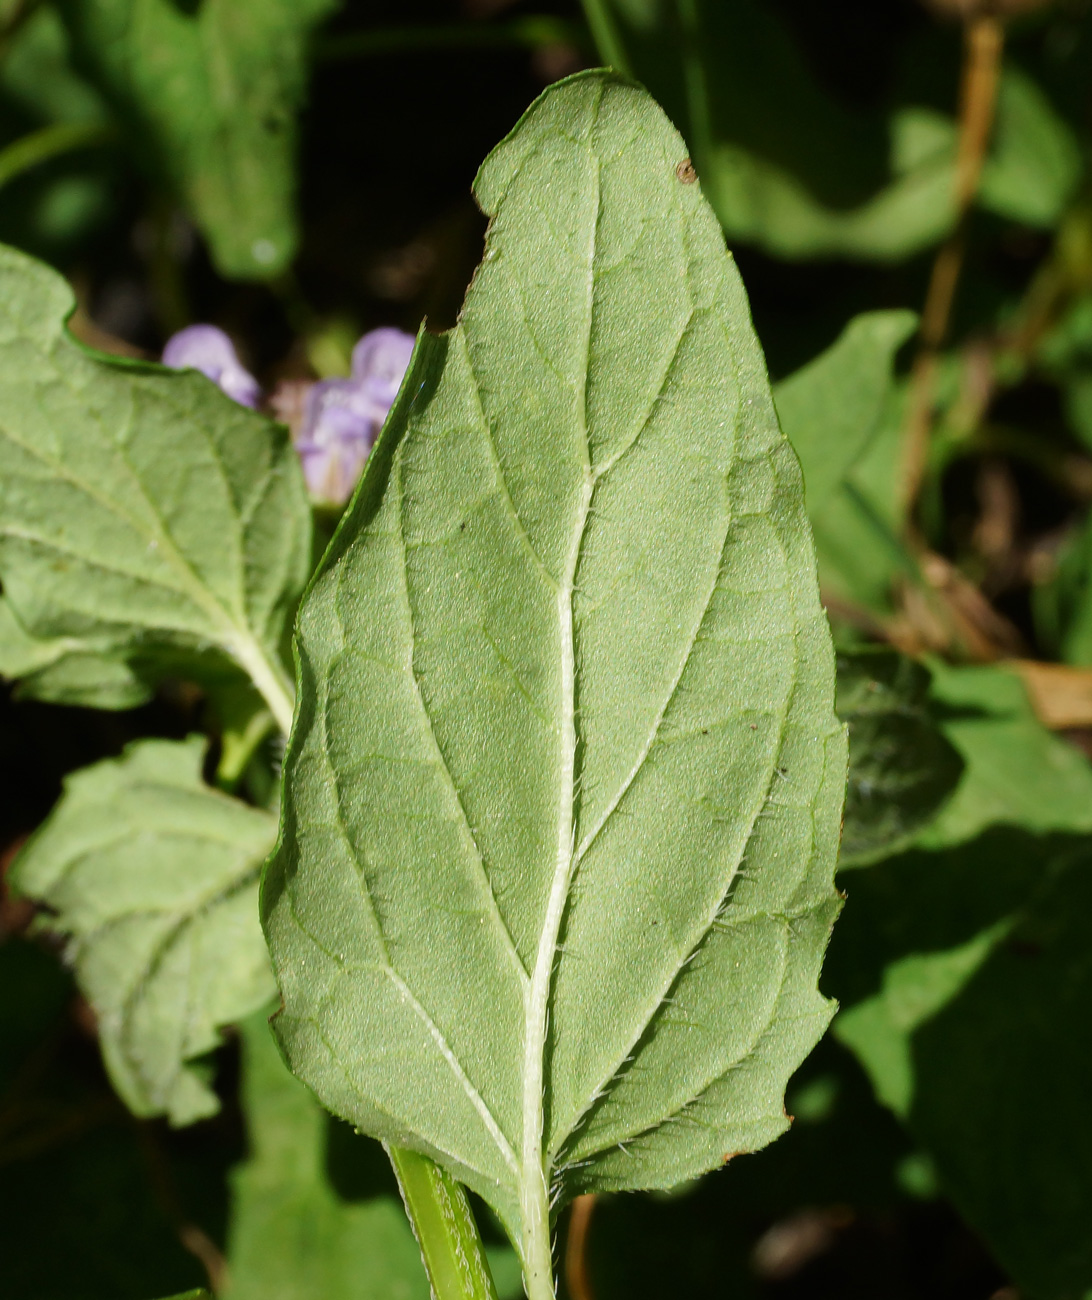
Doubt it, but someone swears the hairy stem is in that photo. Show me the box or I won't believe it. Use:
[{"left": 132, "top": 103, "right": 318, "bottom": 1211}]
[
  {"left": 387, "top": 1144, "right": 501, "bottom": 1300},
  {"left": 230, "top": 635, "right": 295, "bottom": 736}
]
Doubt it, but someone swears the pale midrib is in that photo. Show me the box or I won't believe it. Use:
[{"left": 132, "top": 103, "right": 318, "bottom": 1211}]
[{"left": 519, "top": 117, "right": 602, "bottom": 1299}]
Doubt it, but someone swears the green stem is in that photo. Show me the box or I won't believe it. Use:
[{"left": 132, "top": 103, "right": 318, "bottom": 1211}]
[
  {"left": 316, "top": 17, "right": 586, "bottom": 62},
  {"left": 386, "top": 1144, "right": 502, "bottom": 1300},
  {"left": 215, "top": 706, "right": 275, "bottom": 793},
  {"left": 0, "top": 120, "right": 112, "bottom": 192},
  {"left": 578, "top": 0, "right": 631, "bottom": 74}
]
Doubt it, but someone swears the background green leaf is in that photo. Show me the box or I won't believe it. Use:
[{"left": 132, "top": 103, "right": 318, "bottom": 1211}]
[
  {"left": 54, "top": 0, "right": 340, "bottom": 279},
  {"left": 583, "top": 0, "right": 1080, "bottom": 260},
  {"left": 11, "top": 736, "right": 277, "bottom": 1125},
  {"left": 0, "top": 593, "right": 152, "bottom": 709},
  {"left": 830, "top": 661, "right": 1092, "bottom": 1297},
  {"left": 774, "top": 310, "right": 917, "bottom": 518},
  {"left": 0, "top": 243, "right": 309, "bottom": 730},
  {"left": 263, "top": 70, "right": 845, "bottom": 1290},
  {"left": 773, "top": 311, "right": 914, "bottom": 615}
]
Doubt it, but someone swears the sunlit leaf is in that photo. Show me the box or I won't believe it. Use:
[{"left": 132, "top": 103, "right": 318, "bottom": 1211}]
[
  {"left": 11, "top": 737, "right": 277, "bottom": 1125},
  {"left": 263, "top": 70, "right": 845, "bottom": 1292},
  {"left": 0, "top": 244, "right": 309, "bottom": 730},
  {"left": 774, "top": 312, "right": 915, "bottom": 614}
]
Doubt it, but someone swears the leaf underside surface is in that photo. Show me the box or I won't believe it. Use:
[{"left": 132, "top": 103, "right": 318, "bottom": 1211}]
[
  {"left": 11, "top": 737, "right": 277, "bottom": 1125},
  {"left": 224, "top": 1015, "right": 432, "bottom": 1300},
  {"left": 263, "top": 70, "right": 845, "bottom": 1282},
  {"left": 0, "top": 244, "right": 309, "bottom": 724}
]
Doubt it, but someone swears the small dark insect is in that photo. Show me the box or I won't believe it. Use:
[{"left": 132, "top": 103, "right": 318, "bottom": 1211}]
[
  {"left": 459, "top": 521, "right": 467, "bottom": 531},
  {"left": 676, "top": 157, "right": 697, "bottom": 184}
]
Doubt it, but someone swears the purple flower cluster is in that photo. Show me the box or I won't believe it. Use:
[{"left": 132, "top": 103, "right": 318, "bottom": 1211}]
[
  {"left": 296, "top": 328, "right": 415, "bottom": 507},
  {"left": 162, "top": 324, "right": 415, "bottom": 508}
]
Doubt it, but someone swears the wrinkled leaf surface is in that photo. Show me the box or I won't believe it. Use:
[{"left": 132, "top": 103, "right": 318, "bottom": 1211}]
[
  {"left": 0, "top": 244, "right": 309, "bottom": 723},
  {"left": 11, "top": 737, "right": 277, "bottom": 1124},
  {"left": 264, "top": 71, "right": 845, "bottom": 1277}
]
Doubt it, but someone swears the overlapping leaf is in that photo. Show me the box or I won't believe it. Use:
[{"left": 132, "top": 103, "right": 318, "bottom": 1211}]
[
  {"left": 836, "top": 650, "right": 962, "bottom": 867},
  {"left": 0, "top": 244, "right": 310, "bottom": 727},
  {"left": 224, "top": 1015, "right": 431, "bottom": 1300},
  {"left": 11, "top": 737, "right": 278, "bottom": 1125},
  {"left": 263, "top": 70, "right": 845, "bottom": 1288}
]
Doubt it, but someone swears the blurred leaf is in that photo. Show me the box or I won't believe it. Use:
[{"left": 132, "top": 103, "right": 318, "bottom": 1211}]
[
  {"left": 774, "top": 312, "right": 914, "bottom": 614},
  {"left": 584, "top": 1, "right": 1077, "bottom": 259},
  {"left": 0, "top": 6, "right": 107, "bottom": 127},
  {"left": 775, "top": 310, "right": 917, "bottom": 517},
  {"left": 830, "top": 660, "right": 1092, "bottom": 1297},
  {"left": 11, "top": 736, "right": 277, "bottom": 1125},
  {"left": 0, "top": 244, "right": 309, "bottom": 728},
  {"left": 223, "top": 1015, "right": 432, "bottom": 1300},
  {"left": 832, "top": 833, "right": 1092, "bottom": 1300},
  {"left": 54, "top": 0, "right": 340, "bottom": 279},
  {"left": 1039, "top": 294, "right": 1092, "bottom": 454},
  {"left": 919, "top": 661, "right": 1092, "bottom": 848},
  {"left": 1034, "top": 511, "right": 1092, "bottom": 666},
  {"left": 978, "top": 66, "right": 1082, "bottom": 230},
  {"left": 836, "top": 650, "right": 963, "bottom": 868},
  {"left": 264, "top": 71, "right": 845, "bottom": 1283}
]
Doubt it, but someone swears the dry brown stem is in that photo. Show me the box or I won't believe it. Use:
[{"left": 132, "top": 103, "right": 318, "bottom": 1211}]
[
  {"left": 901, "top": 14, "right": 1005, "bottom": 520},
  {"left": 564, "top": 1194, "right": 598, "bottom": 1300}
]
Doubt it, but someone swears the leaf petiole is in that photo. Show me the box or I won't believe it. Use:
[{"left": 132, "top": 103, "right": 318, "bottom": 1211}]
[{"left": 386, "top": 1144, "right": 502, "bottom": 1300}]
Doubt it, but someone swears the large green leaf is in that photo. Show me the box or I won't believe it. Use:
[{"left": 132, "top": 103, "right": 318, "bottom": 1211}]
[
  {"left": 54, "top": 0, "right": 339, "bottom": 279},
  {"left": 10, "top": 737, "right": 277, "bottom": 1125},
  {"left": 836, "top": 650, "right": 962, "bottom": 868},
  {"left": 263, "top": 71, "right": 845, "bottom": 1296},
  {"left": 0, "top": 244, "right": 309, "bottom": 730}
]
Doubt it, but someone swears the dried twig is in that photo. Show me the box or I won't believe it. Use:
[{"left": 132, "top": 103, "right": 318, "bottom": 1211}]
[
  {"left": 564, "top": 1194, "right": 598, "bottom": 1300},
  {"left": 901, "top": 12, "right": 1006, "bottom": 521}
]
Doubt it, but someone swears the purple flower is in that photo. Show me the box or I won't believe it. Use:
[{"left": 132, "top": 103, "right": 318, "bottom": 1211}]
[
  {"left": 162, "top": 325, "right": 261, "bottom": 409},
  {"left": 296, "top": 327, "right": 415, "bottom": 506}
]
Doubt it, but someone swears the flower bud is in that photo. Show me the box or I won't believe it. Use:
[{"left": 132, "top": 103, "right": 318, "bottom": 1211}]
[{"left": 161, "top": 324, "right": 261, "bottom": 408}]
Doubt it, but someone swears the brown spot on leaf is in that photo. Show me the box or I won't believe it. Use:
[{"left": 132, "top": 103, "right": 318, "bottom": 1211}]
[{"left": 676, "top": 158, "right": 697, "bottom": 184}]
